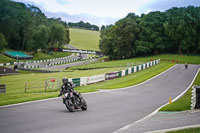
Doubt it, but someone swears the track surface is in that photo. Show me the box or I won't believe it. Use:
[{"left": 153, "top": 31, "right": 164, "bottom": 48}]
[{"left": 0, "top": 64, "right": 199, "bottom": 133}]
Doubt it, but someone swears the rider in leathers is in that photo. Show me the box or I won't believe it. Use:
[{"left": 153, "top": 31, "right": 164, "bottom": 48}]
[{"left": 59, "top": 77, "right": 77, "bottom": 104}]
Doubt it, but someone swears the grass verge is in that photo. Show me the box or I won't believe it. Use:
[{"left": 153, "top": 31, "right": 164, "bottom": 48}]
[
  {"left": 70, "top": 54, "right": 200, "bottom": 70},
  {"left": 167, "top": 127, "right": 200, "bottom": 133},
  {"left": 0, "top": 62, "right": 173, "bottom": 106},
  {"left": 160, "top": 68, "right": 200, "bottom": 111},
  {"left": 75, "top": 62, "right": 173, "bottom": 92}
]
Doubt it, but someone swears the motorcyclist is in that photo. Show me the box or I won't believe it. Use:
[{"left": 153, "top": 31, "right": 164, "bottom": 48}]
[
  {"left": 59, "top": 77, "right": 77, "bottom": 104},
  {"left": 185, "top": 62, "right": 188, "bottom": 69},
  {"left": 59, "top": 77, "right": 75, "bottom": 95}
]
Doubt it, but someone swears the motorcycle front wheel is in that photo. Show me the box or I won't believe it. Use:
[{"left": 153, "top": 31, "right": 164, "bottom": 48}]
[{"left": 65, "top": 99, "right": 75, "bottom": 112}]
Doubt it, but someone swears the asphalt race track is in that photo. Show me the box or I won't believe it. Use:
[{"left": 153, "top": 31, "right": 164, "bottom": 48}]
[{"left": 0, "top": 64, "right": 199, "bottom": 133}]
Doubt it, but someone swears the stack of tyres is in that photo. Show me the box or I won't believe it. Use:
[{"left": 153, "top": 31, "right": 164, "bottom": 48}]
[{"left": 195, "top": 85, "right": 200, "bottom": 109}]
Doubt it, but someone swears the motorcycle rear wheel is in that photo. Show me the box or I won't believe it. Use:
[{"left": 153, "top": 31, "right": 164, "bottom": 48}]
[{"left": 81, "top": 99, "right": 87, "bottom": 111}]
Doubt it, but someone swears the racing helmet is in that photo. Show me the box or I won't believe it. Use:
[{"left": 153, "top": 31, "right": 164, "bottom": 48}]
[{"left": 62, "top": 77, "right": 68, "bottom": 84}]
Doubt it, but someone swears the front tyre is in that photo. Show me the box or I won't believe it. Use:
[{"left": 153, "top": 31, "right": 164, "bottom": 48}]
[{"left": 65, "top": 99, "right": 75, "bottom": 112}]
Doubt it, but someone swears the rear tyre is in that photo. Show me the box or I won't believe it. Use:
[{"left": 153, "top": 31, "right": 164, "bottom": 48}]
[{"left": 81, "top": 99, "right": 87, "bottom": 111}]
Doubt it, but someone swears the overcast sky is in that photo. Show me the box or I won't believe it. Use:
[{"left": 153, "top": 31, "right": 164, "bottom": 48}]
[{"left": 13, "top": 0, "right": 200, "bottom": 26}]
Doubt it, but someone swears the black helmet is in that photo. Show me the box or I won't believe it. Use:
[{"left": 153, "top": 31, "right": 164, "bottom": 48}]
[{"left": 62, "top": 77, "right": 68, "bottom": 84}]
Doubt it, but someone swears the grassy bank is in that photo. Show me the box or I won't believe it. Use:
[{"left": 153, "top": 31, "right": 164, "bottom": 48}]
[
  {"left": 167, "top": 127, "right": 200, "bottom": 133},
  {"left": 70, "top": 54, "right": 200, "bottom": 70},
  {"left": 69, "top": 28, "right": 100, "bottom": 51},
  {"left": 160, "top": 69, "right": 200, "bottom": 111},
  {"left": 0, "top": 62, "right": 173, "bottom": 106},
  {"left": 0, "top": 54, "right": 199, "bottom": 106},
  {"left": 75, "top": 62, "right": 173, "bottom": 93}
]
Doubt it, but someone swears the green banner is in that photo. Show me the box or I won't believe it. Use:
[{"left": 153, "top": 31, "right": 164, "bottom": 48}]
[
  {"left": 117, "top": 71, "right": 122, "bottom": 77},
  {"left": 131, "top": 67, "right": 134, "bottom": 73},
  {"left": 137, "top": 66, "right": 139, "bottom": 71},
  {"left": 125, "top": 69, "right": 128, "bottom": 75},
  {"left": 72, "top": 78, "right": 80, "bottom": 86}
]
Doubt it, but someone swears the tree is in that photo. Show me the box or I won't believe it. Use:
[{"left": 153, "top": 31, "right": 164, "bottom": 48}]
[
  {"left": 163, "top": 7, "right": 197, "bottom": 54},
  {"left": 68, "top": 21, "right": 99, "bottom": 31},
  {"left": 0, "top": 0, "right": 70, "bottom": 53},
  {"left": 136, "top": 11, "right": 167, "bottom": 55},
  {"left": 49, "top": 23, "right": 67, "bottom": 48},
  {"left": 0, "top": 33, "right": 7, "bottom": 51},
  {"left": 99, "top": 14, "right": 140, "bottom": 59},
  {"left": 26, "top": 25, "right": 49, "bottom": 53}
]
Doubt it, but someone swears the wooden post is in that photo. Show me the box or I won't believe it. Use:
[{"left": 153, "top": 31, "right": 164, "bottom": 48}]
[
  {"left": 25, "top": 82, "right": 27, "bottom": 93},
  {"left": 45, "top": 81, "right": 47, "bottom": 92}
]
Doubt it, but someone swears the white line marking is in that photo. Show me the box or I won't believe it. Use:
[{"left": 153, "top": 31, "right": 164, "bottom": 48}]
[
  {"left": 113, "top": 67, "right": 200, "bottom": 133},
  {"left": 0, "top": 64, "right": 176, "bottom": 109}
]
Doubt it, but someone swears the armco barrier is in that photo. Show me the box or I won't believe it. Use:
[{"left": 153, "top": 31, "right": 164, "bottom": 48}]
[
  {"left": 88, "top": 74, "right": 105, "bottom": 84},
  {"left": 80, "top": 77, "right": 88, "bottom": 86},
  {"left": 128, "top": 67, "right": 132, "bottom": 74},
  {"left": 106, "top": 72, "right": 118, "bottom": 80},
  {"left": 122, "top": 70, "right": 126, "bottom": 77},
  {"left": 125, "top": 69, "right": 128, "bottom": 75},
  {"left": 69, "top": 59, "right": 160, "bottom": 87},
  {"left": 117, "top": 71, "right": 122, "bottom": 78}
]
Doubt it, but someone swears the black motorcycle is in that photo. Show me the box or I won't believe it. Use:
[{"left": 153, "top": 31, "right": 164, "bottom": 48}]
[{"left": 60, "top": 91, "right": 87, "bottom": 112}]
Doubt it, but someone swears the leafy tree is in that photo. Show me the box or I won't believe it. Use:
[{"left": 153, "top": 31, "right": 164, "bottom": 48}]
[
  {"left": 0, "top": 33, "right": 7, "bottom": 51},
  {"left": 26, "top": 25, "right": 49, "bottom": 53},
  {"left": 68, "top": 21, "right": 99, "bottom": 31},
  {"left": 0, "top": 0, "right": 70, "bottom": 53},
  {"left": 100, "top": 14, "right": 140, "bottom": 59},
  {"left": 49, "top": 23, "right": 67, "bottom": 48},
  {"left": 100, "top": 6, "right": 200, "bottom": 58},
  {"left": 136, "top": 11, "right": 166, "bottom": 55},
  {"left": 101, "top": 25, "right": 106, "bottom": 30}
]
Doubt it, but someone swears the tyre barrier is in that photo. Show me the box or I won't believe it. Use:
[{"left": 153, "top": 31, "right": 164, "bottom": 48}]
[
  {"left": 191, "top": 85, "right": 200, "bottom": 109},
  {"left": 0, "top": 54, "right": 74, "bottom": 67}
]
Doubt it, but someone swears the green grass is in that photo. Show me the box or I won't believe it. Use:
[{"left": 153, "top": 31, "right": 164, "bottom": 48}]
[
  {"left": 0, "top": 54, "right": 199, "bottom": 106},
  {"left": 0, "top": 62, "right": 173, "bottom": 106},
  {"left": 69, "top": 28, "right": 100, "bottom": 51},
  {"left": 160, "top": 69, "right": 200, "bottom": 111},
  {"left": 0, "top": 52, "right": 71, "bottom": 63},
  {"left": 0, "top": 63, "right": 172, "bottom": 106},
  {"left": 75, "top": 62, "right": 173, "bottom": 93},
  {"left": 158, "top": 54, "right": 200, "bottom": 64},
  {"left": 167, "top": 127, "right": 200, "bottom": 133},
  {"left": 33, "top": 52, "right": 71, "bottom": 60},
  {"left": 70, "top": 54, "right": 200, "bottom": 70},
  {"left": 0, "top": 54, "right": 16, "bottom": 63}
]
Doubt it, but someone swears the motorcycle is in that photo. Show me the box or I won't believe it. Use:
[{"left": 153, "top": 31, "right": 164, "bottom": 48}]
[{"left": 60, "top": 91, "right": 87, "bottom": 112}]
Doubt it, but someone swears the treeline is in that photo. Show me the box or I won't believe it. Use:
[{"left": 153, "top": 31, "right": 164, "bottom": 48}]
[
  {"left": 99, "top": 6, "right": 200, "bottom": 59},
  {"left": 0, "top": 0, "right": 70, "bottom": 54},
  {"left": 68, "top": 21, "right": 99, "bottom": 31}
]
